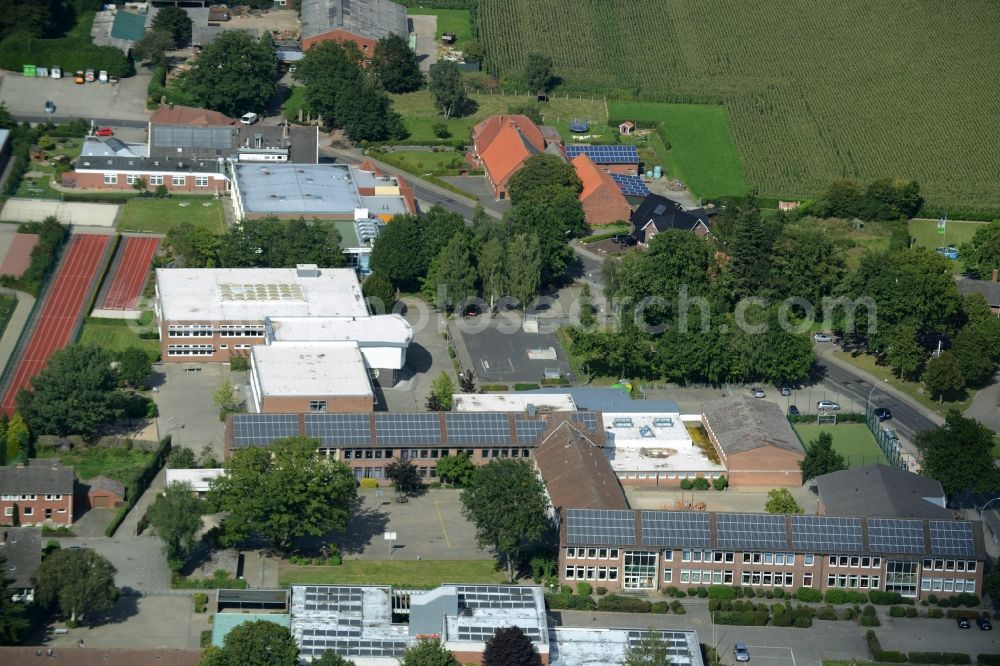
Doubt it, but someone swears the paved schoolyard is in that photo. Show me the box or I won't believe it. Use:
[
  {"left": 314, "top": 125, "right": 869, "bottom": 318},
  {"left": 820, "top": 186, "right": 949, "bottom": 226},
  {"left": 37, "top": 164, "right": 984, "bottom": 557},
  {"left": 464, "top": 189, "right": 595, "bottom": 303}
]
[
  {"left": 0, "top": 69, "right": 151, "bottom": 122},
  {"left": 451, "top": 316, "right": 572, "bottom": 383},
  {"left": 41, "top": 596, "right": 206, "bottom": 649},
  {"left": 380, "top": 298, "right": 454, "bottom": 412},
  {"left": 0, "top": 199, "right": 120, "bottom": 226},
  {"left": 152, "top": 363, "right": 232, "bottom": 461}
]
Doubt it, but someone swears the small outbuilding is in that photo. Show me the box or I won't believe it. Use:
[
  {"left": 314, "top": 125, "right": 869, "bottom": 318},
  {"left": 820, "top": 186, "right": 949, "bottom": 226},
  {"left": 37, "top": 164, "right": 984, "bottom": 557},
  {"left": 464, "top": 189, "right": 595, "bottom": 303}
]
[
  {"left": 87, "top": 475, "right": 126, "bottom": 508},
  {"left": 618, "top": 121, "right": 635, "bottom": 135}
]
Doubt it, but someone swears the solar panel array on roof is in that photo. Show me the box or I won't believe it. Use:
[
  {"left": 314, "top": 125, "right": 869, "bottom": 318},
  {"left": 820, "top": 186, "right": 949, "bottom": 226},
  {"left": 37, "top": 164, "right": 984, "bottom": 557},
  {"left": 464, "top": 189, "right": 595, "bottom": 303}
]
[
  {"left": 565, "top": 145, "right": 640, "bottom": 164},
  {"left": 299, "top": 634, "right": 408, "bottom": 658},
  {"left": 717, "top": 513, "right": 787, "bottom": 550},
  {"left": 153, "top": 126, "right": 233, "bottom": 150},
  {"left": 457, "top": 586, "right": 536, "bottom": 609},
  {"left": 868, "top": 518, "right": 925, "bottom": 554},
  {"left": 302, "top": 586, "right": 363, "bottom": 612},
  {"left": 445, "top": 413, "right": 511, "bottom": 445},
  {"left": 611, "top": 173, "right": 650, "bottom": 197},
  {"left": 571, "top": 412, "right": 599, "bottom": 432},
  {"left": 514, "top": 416, "right": 549, "bottom": 445},
  {"left": 232, "top": 414, "right": 299, "bottom": 447},
  {"left": 373, "top": 413, "right": 441, "bottom": 445},
  {"left": 641, "top": 511, "right": 711, "bottom": 547},
  {"left": 566, "top": 509, "right": 636, "bottom": 545},
  {"left": 304, "top": 414, "right": 371, "bottom": 446},
  {"left": 791, "top": 515, "right": 863, "bottom": 552},
  {"left": 929, "top": 521, "right": 976, "bottom": 556}
]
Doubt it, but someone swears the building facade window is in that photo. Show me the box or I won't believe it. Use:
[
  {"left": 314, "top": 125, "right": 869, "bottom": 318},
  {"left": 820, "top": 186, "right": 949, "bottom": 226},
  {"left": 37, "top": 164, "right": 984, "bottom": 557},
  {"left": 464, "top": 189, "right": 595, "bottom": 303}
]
[
  {"left": 885, "top": 560, "right": 918, "bottom": 597},
  {"left": 103, "top": 173, "right": 117, "bottom": 184},
  {"left": 172, "top": 175, "right": 186, "bottom": 187},
  {"left": 195, "top": 176, "right": 209, "bottom": 187},
  {"left": 150, "top": 175, "right": 164, "bottom": 186},
  {"left": 168, "top": 325, "right": 213, "bottom": 337},
  {"left": 126, "top": 174, "right": 138, "bottom": 185},
  {"left": 623, "top": 551, "right": 657, "bottom": 590},
  {"left": 309, "top": 401, "right": 327, "bottom": 413},
  {"left": 167, "top": 344, "right": 214, "bottom": 356}
]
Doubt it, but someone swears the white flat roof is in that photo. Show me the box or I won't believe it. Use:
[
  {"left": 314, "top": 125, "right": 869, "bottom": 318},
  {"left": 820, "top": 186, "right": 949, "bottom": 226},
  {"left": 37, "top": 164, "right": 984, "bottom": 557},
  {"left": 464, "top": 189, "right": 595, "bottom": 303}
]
[
  {"left": 551, "top": 627, "right": 703, "bottom": 666},
  {"left": 156, "top": 266, "right": 368, "bottom": 321},
  {"left": 252, "top": 342, "right": 373, "bottom": 398},
  {"left": 165, "top": 468, "right": 226, "bottom": 492},
  {"left": 604, "top": 413, "right": 725, "bottom": 474},
  {"left": 452, "top": 393, "right": 576, "bottom": 413},
  {"left": 267, "top": 315, "right": 412, "bottom": 347}
]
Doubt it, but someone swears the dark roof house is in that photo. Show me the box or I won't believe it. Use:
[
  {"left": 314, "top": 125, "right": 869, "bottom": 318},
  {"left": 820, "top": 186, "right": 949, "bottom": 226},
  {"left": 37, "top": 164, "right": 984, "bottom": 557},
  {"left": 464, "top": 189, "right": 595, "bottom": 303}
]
[
  {"left": 815, "top": 464, "right": 952, "bottom": 520},
  {"left": 0, "top": 527, "right": 41, "bottom": 591},
  {"left": 631, "top": 194, "right": 714, "bottom": 242},
  {"left": 956, "top": 274, "right": 1000, "bottom": 311},
  {"left": 533, "top": 420, "right": 628, "bottom": 512},
  {"left": 0, "top": 463, "right": 74, "bottom": 496}
]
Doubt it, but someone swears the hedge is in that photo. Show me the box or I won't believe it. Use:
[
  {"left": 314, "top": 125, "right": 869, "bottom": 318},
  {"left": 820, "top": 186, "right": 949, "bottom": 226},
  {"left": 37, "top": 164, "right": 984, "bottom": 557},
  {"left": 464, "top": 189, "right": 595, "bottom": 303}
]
[
  {"left": 0, "top": 218, "right": 69, "bottom": 295},
  {"left": 715, "top": 610, "right": 769, "bottom": 626},
  {"left": 105, "top": 436, "right": 172, "bottom": 537},
  {"left": 0, "top": 22, "right": 131, "bottom": 77},
  {"left": 869, "top": 591, "right": 913, "bottom": 605},
  {"left": 866, "top": 630, "right": 905, "bottom": 662},
  {"left": 977, "top": 655, "right": 1000, "bottom": 665},
  {"left": 907, "top": 653, "right": 971, "bottom": 664},
  {"left": 824, "top": 589, "right": 868, "bottom": 604},
  {"left": 544, "top": 594, "right": 596, "bottom": 611},
  {"left": 596, "top": 595, "right": 651, "bottom": 613},
  {"left": 947, "top": 609, "right": 981, "bottom": 620},
  {"left": 707, "top": 585, "right": 737, "bottom": 600},
  {"left": 796, "top": 587, "right": 822, "bottom": 602}
]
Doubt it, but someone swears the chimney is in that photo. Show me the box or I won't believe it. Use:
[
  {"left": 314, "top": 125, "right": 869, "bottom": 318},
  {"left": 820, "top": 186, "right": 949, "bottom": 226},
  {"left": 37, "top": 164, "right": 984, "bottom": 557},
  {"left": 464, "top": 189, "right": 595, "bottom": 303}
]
[{"left": 992, "top": 269, "right": 998, "bottom": 283}]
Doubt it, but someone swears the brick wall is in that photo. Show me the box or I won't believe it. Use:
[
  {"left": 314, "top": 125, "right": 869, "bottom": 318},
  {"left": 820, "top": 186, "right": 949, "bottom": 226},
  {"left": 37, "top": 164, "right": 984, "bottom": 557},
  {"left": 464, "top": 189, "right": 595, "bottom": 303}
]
[
  {"left": 160, "top": 320, "right": 266, "bottom": 363},
  {"left": 68, "top": 171, "right": 228, "bottom": 193},
  {"left": 581, "top": 186, "right": 632, "bottom": 226},
  {"left": 726, "top": 447, "right": 804, "bottom": 487},
  {"left": 261, "top": 395, "right": 373, "bottom": 414},
  {"left": 0, "top": 494, "right": 73, "bottom": 526},
  {"left": 302, "top": 29, "right": 377, "bottom": 58}
]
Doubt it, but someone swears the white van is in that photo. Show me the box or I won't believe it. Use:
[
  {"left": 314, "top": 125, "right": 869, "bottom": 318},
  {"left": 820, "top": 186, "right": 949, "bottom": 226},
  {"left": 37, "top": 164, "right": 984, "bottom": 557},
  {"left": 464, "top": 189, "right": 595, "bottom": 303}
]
[
  {"left": 240, "top": 112, "right": 260, "bottom": 125},
  {"left": 51, "top": 66, "right": 62, "bottom": 79},
  {"left": 98, "top": 70, "right": 109, "bottom": 83}
]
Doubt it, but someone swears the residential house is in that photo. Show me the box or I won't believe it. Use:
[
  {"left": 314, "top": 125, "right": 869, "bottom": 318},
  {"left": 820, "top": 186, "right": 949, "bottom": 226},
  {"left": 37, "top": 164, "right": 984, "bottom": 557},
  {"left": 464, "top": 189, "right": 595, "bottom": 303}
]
[
  {"left": 815, "top": 464, "right": 952, "bottom": 520},
  {"left": 571, "top": 153, "right": 632, "bottom": 226},
  {"left": 471, "top": 115, "right": 546, "bottom": 200},
  {"left": 0, "top": 463, "right": 74, "bottom": 526},
  {"left": 956, "top": 272, "right": 1000, "bottom": 315},
  {"left": 630, "top": 194, "right": 714, "bottom": 244},
  {"left": 300, "top": 0, "right": 408, "bottom": 56},
  {"left": 0, "top": 527, "right": 41, "bottom": 602}
]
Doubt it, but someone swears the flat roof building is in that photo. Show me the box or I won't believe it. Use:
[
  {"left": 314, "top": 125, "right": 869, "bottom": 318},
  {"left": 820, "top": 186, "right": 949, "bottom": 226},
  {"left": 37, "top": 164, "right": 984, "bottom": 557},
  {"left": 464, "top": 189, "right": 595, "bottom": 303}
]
[
  {"left": 551, "top": 627, "right": 702, "bottom": 666},
  {"left": 250, "top": 342, "right": 375, "bottom": 414}
]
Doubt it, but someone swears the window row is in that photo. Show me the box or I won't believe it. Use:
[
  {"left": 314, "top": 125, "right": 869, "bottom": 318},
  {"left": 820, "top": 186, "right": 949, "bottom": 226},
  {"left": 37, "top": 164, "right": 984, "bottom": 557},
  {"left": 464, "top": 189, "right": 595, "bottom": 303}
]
[
  {"left": 4, "top": 506, "right": 66, "bottom": 516},
  {"left": 103, "top": 174, "right": 212, "bottom": 187},
  {"left": 680, "top": 550, "right": 735, "bottom": 563},
  {"left": 565, "top": 566, "right": 620, "bottom": 582},
  {"left": 922, "top": 559, "right": 977, "bottom": 573},
  {"left": 740, "top": 571, "right": 796, "bottom": 587},
  {"left": 167, "top": 345, "right": 214, "bottom": 356},
  {"left": 168, "top": 325, "right": 213, "bottom": 337},
  {"left": 352, "top": 466, "right": 437, "bottom": 479},
  {"left": 674, "top": 569, "right": 734, "bottom": 585},
  {"left": 343, "top": 449, "right": 395, "bottom": 460},
  {"left": 827, "top": 574, "right": 881, "bottom": 589},
  {"left": 921, "top": 578, "right": 976, "bottom": 593},
  {"left": 742, "top": 552, "right": 801, "bottom": 566},
  {"left": 828, "top": 555, "right": 882, "bottom": 569},
  {"left": 566, "top": 547, "right": 621, "bottom": 560},
  {"left": 617, "top": 472, "right": 724, "bottom": 480},
  {"left": 219, "top": 325, "right": 266, "bottom": 338}
]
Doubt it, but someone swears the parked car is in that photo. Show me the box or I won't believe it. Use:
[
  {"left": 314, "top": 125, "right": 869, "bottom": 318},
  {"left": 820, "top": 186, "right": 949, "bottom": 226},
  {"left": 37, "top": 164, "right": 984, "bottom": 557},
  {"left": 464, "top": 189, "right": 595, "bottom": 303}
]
[
  {"left": 751, "top": 388, "right": 765, "bottom": 398},
  {"left": 734, "top": 643, "right": 750, "bottom": 662},
  {"left": 874, "top": 407, "right": 892, "bottom": 421},
  {"left": 957, "top": 617, "right": 971, "bottom": 629},
  {"left": 98, "top": 70, "right": 108, "bottom": 83},
  {"left": 817, "top": 400, "right": 841, "bottom": 411},
  {"left": 814, "top": 332, "right": 833, "bottom": 342},
  {"left": 74, "top": 70, "right": 85, "bottom": 84},
  {"left": 43, "top": 100, "right": 55, "bottom": 114},
  {"left": 780, "top": 386, "right": 792, "bottom": 396},
  {"left": 94, "top": 127, "right": 114, "bottom": 137},
  {"left": 978, "top": 615, "right": 992, "bottom": 630},
  {"left": 50, "top": 66, "right": 61, "bottom": 79},
  {"left": 788, "top": 405, "right": 800, "bottom": 416},
  {"left": 612, "top": 234, "right": 637, "bottom": 246},
  {"left": 240, "top": 112, "right": 260, "bottom": 125},
  {"left": 462, "top": 303, "right": 481, "bottom": 318},
  {"left": 85, "top": 68, "right": 95, "bottom": 82}
]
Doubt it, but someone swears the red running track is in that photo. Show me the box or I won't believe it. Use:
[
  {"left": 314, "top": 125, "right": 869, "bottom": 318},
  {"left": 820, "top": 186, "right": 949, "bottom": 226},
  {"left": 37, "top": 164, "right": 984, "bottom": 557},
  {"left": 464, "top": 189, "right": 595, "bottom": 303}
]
[
  {"left": 100, "top": 236, "right": 159, "bottom": 310},
  {"left": 1, "top": 234, "right": 110, "bottom": 416}
]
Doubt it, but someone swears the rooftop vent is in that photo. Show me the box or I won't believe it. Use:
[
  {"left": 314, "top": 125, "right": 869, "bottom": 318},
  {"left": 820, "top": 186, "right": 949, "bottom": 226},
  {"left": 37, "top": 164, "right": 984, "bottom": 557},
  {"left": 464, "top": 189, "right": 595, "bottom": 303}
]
[{"left": 296, "top": 264, "right": 320, "bottom": 278}]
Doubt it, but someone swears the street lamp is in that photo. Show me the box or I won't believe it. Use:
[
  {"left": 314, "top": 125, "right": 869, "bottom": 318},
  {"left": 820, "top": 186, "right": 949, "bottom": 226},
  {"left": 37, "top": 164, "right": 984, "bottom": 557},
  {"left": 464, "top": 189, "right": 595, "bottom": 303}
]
[
  {"left": 980, "top": 497, "right": 1000, "bottom": 517},
  {"left": 866, "top": 385, "right": 877, "bottom": 421}
]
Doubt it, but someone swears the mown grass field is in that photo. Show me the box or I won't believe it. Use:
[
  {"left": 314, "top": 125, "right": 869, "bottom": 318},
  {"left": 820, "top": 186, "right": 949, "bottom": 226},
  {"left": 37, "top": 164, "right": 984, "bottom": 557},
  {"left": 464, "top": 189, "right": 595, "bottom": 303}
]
[
  {"left": 407, "top": 8, "right": 475, "bottom": 48},
  {"left": 793, "top": 424, "right": 887, "bottom": 468},
  {"left": 908, "top": 218, "right": 986, "bottom": 273},
  {"left": 609, "top": 101, "right": 746, "bottom": 199},
  {"left": 478, "top": 0, "right": 1000, "bottom": 212},
  {"left": 117, "top": 197, "right": 226, "bottom": 234},
  {"left": 278, "top": 559, "right": 506, "bottom": 588},
  {"left": 37, "top": 446, "right": 154, "bottom": 483},
  {"left": 79, "top": 317, "right": 159, "bottom": 359}
]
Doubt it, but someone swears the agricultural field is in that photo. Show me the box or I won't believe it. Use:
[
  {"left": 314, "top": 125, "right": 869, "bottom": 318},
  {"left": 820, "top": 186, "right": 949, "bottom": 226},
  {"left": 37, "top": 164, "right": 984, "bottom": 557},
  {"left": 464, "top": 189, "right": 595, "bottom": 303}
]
[{"left": 478, "top": 0, "right": 1000, "bottom": 213}]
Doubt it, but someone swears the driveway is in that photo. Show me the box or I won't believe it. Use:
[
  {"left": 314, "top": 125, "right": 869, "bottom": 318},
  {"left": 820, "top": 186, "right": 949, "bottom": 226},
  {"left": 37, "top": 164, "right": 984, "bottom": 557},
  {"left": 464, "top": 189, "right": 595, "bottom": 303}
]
[
  {"left": 0, "top": 69, "right": 152, "bottom": 122},
  {"left": 380, "top": 297, "right": 453, "bottom": 412},
  {"left": 439, "top": 175, "right": 511, "bottom": 216},
  {"left": 965, "top": 371, "right": 1000, "bottom": 433},
  {"left": 41, "top": 596, "right": 207, "bottom": 649},
  {"left": 409, "top": 14, "right": 437, "bottom": 73},
  {"left": 58, "top": 534, "right": 172, "bottom": 593}
]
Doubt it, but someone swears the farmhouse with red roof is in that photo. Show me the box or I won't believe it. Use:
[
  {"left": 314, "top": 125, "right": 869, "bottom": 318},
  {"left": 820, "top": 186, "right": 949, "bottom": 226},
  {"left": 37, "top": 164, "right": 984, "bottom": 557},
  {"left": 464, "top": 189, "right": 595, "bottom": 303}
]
[{"left": 472, "top": 115, "right": 546, "bottom": 200}]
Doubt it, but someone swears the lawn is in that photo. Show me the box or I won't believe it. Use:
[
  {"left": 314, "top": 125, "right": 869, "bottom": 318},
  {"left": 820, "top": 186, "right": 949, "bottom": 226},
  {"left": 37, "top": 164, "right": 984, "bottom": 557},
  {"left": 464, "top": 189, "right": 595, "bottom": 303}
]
[
  {"left": 371, "top": 149, "right": 467, "bottom": 176},
  {"left": 0, "top": 294, "right": 16, "bottom": 340},
  {"left": 278, "top": 559, "right": 506, "bottom": 588},
  {"left": 407, "top": 8, "right": 475, "bottom": 48},
  {"left": 14, "top": 138, "right": 84, "bottom": 201},
  {"left": 833, "top": 350, "right": 973, "bottom": 418},
  {"left": 79, "top": 317, "right": 159, "bottom": 360},
  {"left": 117, "top": 197, "right": 226, "bottom": 234},
  {"left": 389, "top": 90, "right": 606, "bottom": 145},
  {"left": 36, "top": 446, "right": 154, "bottom": 484},
  {"left": 908, "top": 218, "right": 987, "bottom": 273},
  {"left": 608, "top": 101, "right": 747, "bottom": 200},
  {"left": 794, "top": 423, "right": 887, "bottom": 468},
  {"left": 282, "top": 85, "right": 308, "bottom": 122}
]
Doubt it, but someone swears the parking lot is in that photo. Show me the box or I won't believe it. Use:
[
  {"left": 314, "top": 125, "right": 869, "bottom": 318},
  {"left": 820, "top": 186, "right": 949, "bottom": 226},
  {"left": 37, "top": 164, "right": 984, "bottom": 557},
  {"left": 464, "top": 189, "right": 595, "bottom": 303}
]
[{"left": 0, "top": 68, "right": 151, "bottom": 122}]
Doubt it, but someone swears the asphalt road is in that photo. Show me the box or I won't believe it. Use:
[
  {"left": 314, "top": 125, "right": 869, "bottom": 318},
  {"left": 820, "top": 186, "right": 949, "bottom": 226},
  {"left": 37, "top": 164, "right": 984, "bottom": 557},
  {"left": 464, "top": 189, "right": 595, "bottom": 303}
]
[
  {"left": 12, "top": 114, "right": 148, "bottom": 128},
  {"left": 817, "top": 353, "right": 938, "bottom": 440}
]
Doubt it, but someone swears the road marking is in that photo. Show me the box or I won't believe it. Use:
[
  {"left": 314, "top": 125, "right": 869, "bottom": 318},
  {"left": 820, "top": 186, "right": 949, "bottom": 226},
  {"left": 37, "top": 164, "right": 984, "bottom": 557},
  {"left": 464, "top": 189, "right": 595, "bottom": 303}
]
[
  {"left": 747, "top": 646, "right": 795, "bottom": 666},
  {"left": 434, "top": 500, "right": 452, "bottom": 548}
]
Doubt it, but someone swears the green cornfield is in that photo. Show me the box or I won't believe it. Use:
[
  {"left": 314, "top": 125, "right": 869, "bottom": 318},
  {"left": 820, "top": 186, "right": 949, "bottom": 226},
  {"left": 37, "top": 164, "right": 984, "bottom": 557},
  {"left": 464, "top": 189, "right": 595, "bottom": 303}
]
[{"left": 478, "top": 0, "right": 1000, "bottom": 212}]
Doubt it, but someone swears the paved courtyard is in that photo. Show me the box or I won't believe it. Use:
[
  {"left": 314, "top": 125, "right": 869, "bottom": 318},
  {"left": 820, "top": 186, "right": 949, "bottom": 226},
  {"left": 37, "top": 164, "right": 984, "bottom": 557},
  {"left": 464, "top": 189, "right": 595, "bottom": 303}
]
[
  {"left": 39, "top": 596, "right": 206, "bottom": 649},
  {"left": 0, "top": 69, "right": 152, "bottom": 122},
  {"left": 152, "top": 363, "right": 232, "bottom": 461},
  {"left": 380, "top": 298, "right": 454, "bottom": 412},
  {"left": 0, "top": 199, "right": 120, "bottom": 226}
]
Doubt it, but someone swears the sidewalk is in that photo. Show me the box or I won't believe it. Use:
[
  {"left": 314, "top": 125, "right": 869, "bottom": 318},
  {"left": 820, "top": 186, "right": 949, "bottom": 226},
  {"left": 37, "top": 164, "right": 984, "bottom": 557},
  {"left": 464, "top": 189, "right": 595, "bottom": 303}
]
[{"left": 0, "top": 288, "right": 35, "bottom": 377}]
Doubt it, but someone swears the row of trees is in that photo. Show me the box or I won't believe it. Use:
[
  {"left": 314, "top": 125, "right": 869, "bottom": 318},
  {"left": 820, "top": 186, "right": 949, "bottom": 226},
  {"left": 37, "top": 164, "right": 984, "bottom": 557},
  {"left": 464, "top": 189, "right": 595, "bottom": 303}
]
[
  {"left": 165, "top": 217, "right": 345, "bottom": 269},
  {"left": 815, "top": 177, "right": 924, "bottom": 221}
]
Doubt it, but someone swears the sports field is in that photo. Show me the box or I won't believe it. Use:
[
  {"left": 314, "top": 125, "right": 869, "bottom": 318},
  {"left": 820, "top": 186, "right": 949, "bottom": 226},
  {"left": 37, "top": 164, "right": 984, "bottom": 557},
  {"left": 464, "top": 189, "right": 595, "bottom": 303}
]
[
  {"left": 793, "top": 424, "right": 887, "bottom": 468},
  {"left": 478, "top": 0, "right": 1000, "bottom": 212},
  {"left": 117, "top": 197, "right": 226, "bottom": 235}
]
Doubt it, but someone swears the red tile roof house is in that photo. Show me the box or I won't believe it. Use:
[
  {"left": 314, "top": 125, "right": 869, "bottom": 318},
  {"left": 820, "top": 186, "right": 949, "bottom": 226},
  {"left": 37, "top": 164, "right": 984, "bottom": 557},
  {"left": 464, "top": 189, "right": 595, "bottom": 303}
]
[
  {"left": 472, "top": 115, "right": 546, "bottom": 200},
  {"left": 571, "top": 153, "right": 632, "bottom": 226},
  {"left": 0, "top": 463, "right": 74, "bottom": 526}
]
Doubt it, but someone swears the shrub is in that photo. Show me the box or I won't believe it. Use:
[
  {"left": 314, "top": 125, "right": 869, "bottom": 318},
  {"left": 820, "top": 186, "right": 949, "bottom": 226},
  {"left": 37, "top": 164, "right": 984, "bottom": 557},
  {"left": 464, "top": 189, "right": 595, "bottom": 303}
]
[
  {"left": 596, "top": 586, "right": 607, "bottom": 596},
  {"left": 560, "top": 585, "right": 573, "bottom": 596},
  {"left": 928, "top": 594, "right": 939, "bottom": 604},
  {"left": 693, "top": 477, "right": 710, "bottom": 490},
  {"left": 907, "top": 652, "right": 971, "bottom": 664},
  {"left": 575, "top": 582, "right": 592, "bottom": 596},
  {"left": 674, "top": 589, "right": 688, "bottom": 597},
  {"left": 796, "top": 587, "right": 822, "bottom": 602},
  {"left": 859, "top": 614, "right": 880, "bottom": 627},
  {"left": 773, "top": 588, "right": 785, "bottom": 599},
  {"left": 792, "top": 615, "right": 812, "bottom": 628},
  {"left": 946, "top": 609, "right": 980, "bottom": 620},
  {"left": 679, "top": 478, "right": 694, "bottom": 490},
  {"left": 513, "top": 383, "right": 540, "bottom": 391},
  {"left": 863, "top": 604, "right": 877, "bottom": 617},
  {"left": 928, "top": 608, "right": 943, "bottom": 618},
  {"left": 715, "top": 610, "right": 769, "bottom": 626},
  {"left": 977, "top": 655, "right": 1000, "bottom": 666},
  {"left": 696, "top": 586, "right": 708, "bottom": 598},
  {"left": 193, "top": 592, "right": 209, "bottom": 613},
  {"left": 229, "top": 356, "right": 250, "bottom": 372},
  {"left": 360, "top": 478, "right": 378, "bottom": 489},
  {"left": 889, "top": 606, "right": 906, "bottom": 617},
  {"left": 650, "top": 601, "right": 669, "bottom": 614},
  {"left": 958, "top": 592, "right": 981, "bottom": 607},
  {"left": 545, "top": 594, "right": 596, "bottom": 611},
  {"left": 713, "top": 475, "right": 728, "bottom": 490},
  {"left": 816, "top": 605, "right": 837, "bottom": 620},
  {"left": 671, "top": 601, "right": 685, "bottom": 615},
  {"left": 597, "top": 595, "right": 651, "bottom": 613},
  {"left": 707, "top": 585, "right": 737, "bottom": 600},
  {"left": 869, "top": 590, "right": 906, "bottom": 605}
]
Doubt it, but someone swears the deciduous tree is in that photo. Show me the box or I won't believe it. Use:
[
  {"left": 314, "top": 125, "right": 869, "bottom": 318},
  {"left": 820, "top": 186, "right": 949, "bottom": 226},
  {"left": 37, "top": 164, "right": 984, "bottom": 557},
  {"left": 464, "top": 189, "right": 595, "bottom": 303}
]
[
  {"left": 311, "top": 653, "right": 357, "bottom": 666},
  {"left": 505, "top": 233, "right": 541, "bottom": 308},
  {"left": 458, "top": 369, "right": 477, "bottom": 393},
  {"left": 507, "top": 154, "right": 580, "bottom": 205},
  {"left": 430, "top": 372, "right": 454, "bottom": 411},
  {"left": 765, "top": 488, "right": 802, "bottom": 514},
  {"left": 428, "top": 60, "right": 470, "bottom": 119},
  {"left": 35, "top": 548, "right": 118, "bottom": 625},
  {"left": 362, "top": 272, "right": 397, "bottom": 313},
  {"left": 148, "top": 481, "right": 204, "bottom": 571},
  {"left": 0, "top": 553, "right": 27, "bottom": 644},
  {"left": 883, "top": 324, "right": 925, "bottom": 381},
  {"left": 370, "top": 215, "right": 426, "bottom": 291},
  {"left": 209, "top": 437, "right": 357, "bottom": 552},
  {"left": 478, "top": 236, "right": 505, "bottom": 312},
  {"left": 371, "top": 34, "right": 423, "bottom": 93},
  {"left": 799, "top": 432, "right": 846, "bottom": 481},
  {"left": 16, "top": 345, "right": 124, "bottom": 439},
  {"left": 400, "top": 638, "right": 459, "bottom": 666},
  {"left": 5, "top": 413, "right": 28, "bottom": 464},
  {"left": 951, "top": 323, "right": 999, "bottom": 388},
  {"left": 202, "top": 620, "right": 299, "bottom": 666},
  {"left": 915, "top": 410, "right": 1000, "bottom": 498},
  {"left": 770, "top": 223, "right": 846, "bottom": 307},
  {"left": 923, "top": 351, "right": 965, "bottom": 403},
  {"left": 385, "top": 458, "right": 423, "bottom": 496},
  {"left": 461, "top": 459, "right": 550, "bottom": 582},
  {"left": 483, "top": 626, "right": 541, "bottom": 666},
  {"left": 116, "top": 347, "right": 153, "bottom": 389},
  {"left": 961, "top": 220, "right": 1000, "bottom": 279},
  {"left": 133, "top": 29, "right": 175, "bottom": 67},
  {"left": 434, "top": 453, "right": 475, "bottom": 487},
  {"left": 151, "top": 6, "right": 193, "bottom": 48},
  {"left": 434, "top": 232, "right": 477, "bottom": 312},
  {"left": 522, "top": 51, "right": 554, "bottom": 93},
  {"left": 186, "top": 31, "right": 276, "bottom": 116}
]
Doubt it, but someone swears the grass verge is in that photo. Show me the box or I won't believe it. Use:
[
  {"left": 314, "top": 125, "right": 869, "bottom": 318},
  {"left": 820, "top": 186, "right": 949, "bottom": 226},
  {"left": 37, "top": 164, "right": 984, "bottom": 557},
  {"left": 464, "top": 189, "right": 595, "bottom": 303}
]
[
  {"left": 79, "top": 317, "right": 159, "bottom": 359},
  {"left": 117, "top": 196, "right": 226, "bottom": 234},
  {"left": 278, "top": 559, "right": 505, "bottom": 588},
  {"left": 793, "top": 423, "right": 887, "bottom": 467},
  {"left": 0, "top": 294, "right": 16, "bottom": 340},
  {"left": 832, "top": 350, "right": 973, "bottom": 417}
]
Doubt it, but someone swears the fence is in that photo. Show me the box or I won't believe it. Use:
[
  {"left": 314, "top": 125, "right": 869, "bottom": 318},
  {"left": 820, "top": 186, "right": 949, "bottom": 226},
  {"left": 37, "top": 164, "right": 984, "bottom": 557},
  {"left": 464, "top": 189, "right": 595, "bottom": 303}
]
[
  {"left": 865, "top": 406, "right": 907, "bottom": 471},
  {"left": 104, "top": 435, "right": 172, "bottom": 537}
]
